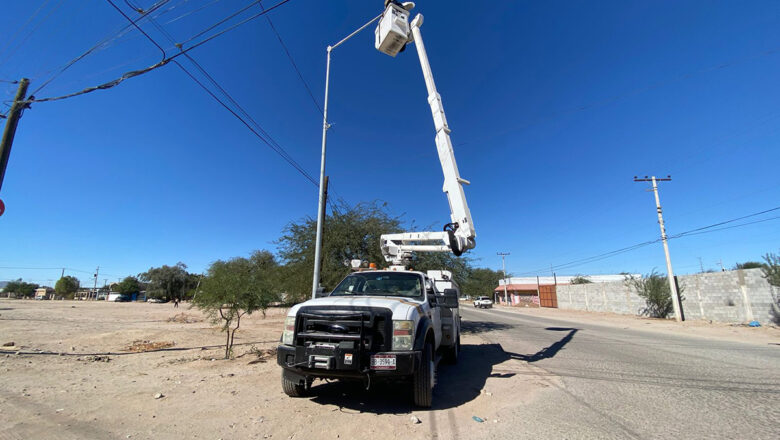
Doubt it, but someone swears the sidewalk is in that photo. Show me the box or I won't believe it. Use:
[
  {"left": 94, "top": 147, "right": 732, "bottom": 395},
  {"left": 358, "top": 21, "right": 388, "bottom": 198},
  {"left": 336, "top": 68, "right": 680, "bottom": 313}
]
[{"left": 484, "top": 303, "right": 780, "bottom": 346}]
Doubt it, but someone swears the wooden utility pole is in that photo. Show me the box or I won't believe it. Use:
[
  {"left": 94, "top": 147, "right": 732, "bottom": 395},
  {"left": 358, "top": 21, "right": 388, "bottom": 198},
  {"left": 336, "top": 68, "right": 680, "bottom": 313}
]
[
  {"left": 497, "top": 252, "right": 510, "bottom": 305},
  {"left": 0, "top": 78, "right": 30, "bottom": 196},
  {"left": 633, "top": 175, "right": 683, "bottom": 322},
  {"left": 312, "top": 176, "right": 329, "bottom": 299}
]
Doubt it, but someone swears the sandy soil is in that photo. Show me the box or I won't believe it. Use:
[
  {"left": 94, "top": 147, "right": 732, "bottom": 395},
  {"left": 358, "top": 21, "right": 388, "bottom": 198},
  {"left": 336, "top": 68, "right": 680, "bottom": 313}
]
[
  {"left": 487, "top": 303, "right": 780, "bottom": 346},
  {"left": 0, "top": 299, "right": 554, "bottom": 440}
]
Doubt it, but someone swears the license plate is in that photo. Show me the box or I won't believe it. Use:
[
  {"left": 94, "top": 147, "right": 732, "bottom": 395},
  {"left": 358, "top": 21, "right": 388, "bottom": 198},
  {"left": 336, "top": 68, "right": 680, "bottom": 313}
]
[{"left": 370, "top": 355, "right": 397, "bottom": 370}]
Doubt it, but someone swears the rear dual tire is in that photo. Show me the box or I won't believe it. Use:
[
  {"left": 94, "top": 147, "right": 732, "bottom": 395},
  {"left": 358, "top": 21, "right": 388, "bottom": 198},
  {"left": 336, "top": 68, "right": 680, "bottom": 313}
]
[{"left": 443, "top": 332, "right": 460, "bottom": 365}]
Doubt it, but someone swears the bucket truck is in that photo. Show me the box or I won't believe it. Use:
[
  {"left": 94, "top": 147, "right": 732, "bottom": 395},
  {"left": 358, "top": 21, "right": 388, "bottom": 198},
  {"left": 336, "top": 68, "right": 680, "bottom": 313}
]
[{"left": 277, "top": 2, "right": 473, "bottom": 408}]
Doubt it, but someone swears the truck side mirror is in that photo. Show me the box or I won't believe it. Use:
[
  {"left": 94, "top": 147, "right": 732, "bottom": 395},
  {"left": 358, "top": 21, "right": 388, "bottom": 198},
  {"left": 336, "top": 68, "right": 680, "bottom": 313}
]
[
  {"left": 440, "top": 288, "right": 459, "bottom": 308},
  {"left": 314, "top": 287, "right": 329, "bottom": 298}
]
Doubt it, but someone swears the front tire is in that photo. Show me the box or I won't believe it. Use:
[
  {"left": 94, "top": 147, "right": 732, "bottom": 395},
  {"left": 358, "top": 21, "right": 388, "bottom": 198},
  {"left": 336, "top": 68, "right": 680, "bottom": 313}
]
[
  {"left": 282, "top": 371, "right": 311, "bottom": 397},
  {"left": 413, "top": 342, "right": 434, "bottom": 407}
]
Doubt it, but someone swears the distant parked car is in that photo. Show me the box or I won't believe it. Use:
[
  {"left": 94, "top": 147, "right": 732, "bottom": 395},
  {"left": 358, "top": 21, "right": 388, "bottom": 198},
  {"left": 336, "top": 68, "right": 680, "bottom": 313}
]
[
  {"left": 115, "top": 295, "right": 132, "bottom": 302},
  {"left": 147, "top": 298, "right": 167, "bottom": 303},
  {"left": 473, "top": 296, "right": 493, "bottom": 308}
]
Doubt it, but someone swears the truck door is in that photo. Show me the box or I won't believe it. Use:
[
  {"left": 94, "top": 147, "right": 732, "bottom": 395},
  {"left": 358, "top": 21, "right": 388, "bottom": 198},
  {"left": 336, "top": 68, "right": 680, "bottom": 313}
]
[{"left": 426, "top": 278, "right": 442, "bottom": 348}]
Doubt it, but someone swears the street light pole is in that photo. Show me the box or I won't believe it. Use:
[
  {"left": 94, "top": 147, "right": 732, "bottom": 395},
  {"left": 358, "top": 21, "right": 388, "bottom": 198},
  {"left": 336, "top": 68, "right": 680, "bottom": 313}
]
[
  {"left": 311, "top": 46, "right": 332, "bottom": 300},
  {"left": 310, "top": 13, "right": 383, "bottom": 300}
]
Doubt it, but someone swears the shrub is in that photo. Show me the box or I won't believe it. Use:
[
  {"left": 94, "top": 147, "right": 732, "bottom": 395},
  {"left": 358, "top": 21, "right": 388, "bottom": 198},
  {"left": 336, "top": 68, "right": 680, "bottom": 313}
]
[{"left": 625, "top": 270, "right": 684, "bottom": 319}]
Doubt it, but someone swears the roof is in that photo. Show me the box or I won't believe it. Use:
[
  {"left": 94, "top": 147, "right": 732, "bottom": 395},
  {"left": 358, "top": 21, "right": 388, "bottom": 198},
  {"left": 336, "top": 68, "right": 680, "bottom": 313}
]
[
  {"left": 493, "top": 284, "right": 539, "bottom": 292},
  {"left": 499, "top": 274, "right": 639, "bottom": 285}
]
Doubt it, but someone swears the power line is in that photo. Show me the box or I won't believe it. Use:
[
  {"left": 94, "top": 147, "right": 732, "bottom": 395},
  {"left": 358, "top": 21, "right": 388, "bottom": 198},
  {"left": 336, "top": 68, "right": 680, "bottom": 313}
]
[
  {"left": 260, "top": 2, "right": 323, "bottom": 115},
  {"left": 103, "top": 0, "right": 344, "bottom": 216},
  {"left": 125, "top": 2, "right": 319, "bottom": 186},
  {"left": 515, "top": 205, "right": 780, "bottom": 276},
  {"left": 0, "top": 0, "right": 65, "bottom": 69},
  {"left": 669, "top": 206, "right": 780, "bottom": 238},
  {"left": 14, "top": 0, "right": 293, "bottom": 104},
  {"left": 671, "top": 215, "right": 780, "bottom": 239},
  {"left": 164, "top": 0, "right": 224, "bottom": 25},
  {"left": 106, "top": 0, "right": 168, "bottom": 61},
  {"left": 178, "top": 0, "right": 264, "bottom": 47},
  {"left": 27, "top": 0, "right": 173, "bottom": 98},
  {"left": 0, "top": 0, "right": 52, "bottom": 61}
]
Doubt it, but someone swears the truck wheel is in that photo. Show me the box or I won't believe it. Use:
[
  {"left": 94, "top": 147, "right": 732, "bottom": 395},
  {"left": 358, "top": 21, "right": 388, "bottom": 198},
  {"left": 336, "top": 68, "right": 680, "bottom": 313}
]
[
  {"left": 413, "top": 342, "right": 434, "bottom": 407},
  {"left": 444, "top": 332, "right": 460, "bottom": 364},
  {"left": 281, "top": 371, "right": 310, "bottom": 397}
]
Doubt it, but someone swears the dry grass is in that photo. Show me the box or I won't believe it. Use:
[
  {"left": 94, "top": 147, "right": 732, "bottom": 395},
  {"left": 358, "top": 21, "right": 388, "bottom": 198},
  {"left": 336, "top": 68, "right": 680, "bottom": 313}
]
[
  {"left": 123, "top": 340, "right": 175, "bottom": 352},
  {"left": 167, "top": 312, "right": 202, "bottom": 323},
  {"left": 247, "top": 346, "right": 277, "bottom": 364}
]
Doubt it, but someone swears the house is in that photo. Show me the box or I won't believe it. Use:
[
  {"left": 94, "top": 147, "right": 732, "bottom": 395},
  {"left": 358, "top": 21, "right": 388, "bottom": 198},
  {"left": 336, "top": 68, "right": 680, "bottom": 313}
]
[
  {"left": 494, "top": 274, "right": 638, "bottom": 307},
  {"left": 34, "top": 287, "right": 54, "bottom": 300}
]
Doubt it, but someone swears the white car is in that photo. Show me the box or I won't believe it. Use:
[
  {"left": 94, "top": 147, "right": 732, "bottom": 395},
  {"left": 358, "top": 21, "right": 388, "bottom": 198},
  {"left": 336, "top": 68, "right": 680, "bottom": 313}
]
[{"left": 473, "top": 296, "right": 493, "bottom": 308}]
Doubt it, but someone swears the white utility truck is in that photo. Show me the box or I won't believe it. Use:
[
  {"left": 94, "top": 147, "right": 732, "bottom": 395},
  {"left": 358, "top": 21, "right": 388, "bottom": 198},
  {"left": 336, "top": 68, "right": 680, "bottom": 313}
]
[{"left": 277, "top": 1, "right": 476, "bottom": 407}]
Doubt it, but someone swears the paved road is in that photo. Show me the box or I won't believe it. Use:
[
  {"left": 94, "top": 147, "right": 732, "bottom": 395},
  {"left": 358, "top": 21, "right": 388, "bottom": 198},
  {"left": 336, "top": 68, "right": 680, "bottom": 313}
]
[{"left": 459, "top": 307, "right": 779, "bottom": 439}]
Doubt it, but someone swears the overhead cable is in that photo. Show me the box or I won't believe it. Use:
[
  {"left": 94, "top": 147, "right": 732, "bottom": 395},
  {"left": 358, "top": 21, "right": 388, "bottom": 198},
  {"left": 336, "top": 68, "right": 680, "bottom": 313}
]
[
  {"left": 16, "top": 0, "right": 293, "bottom": 104},
  {"left": 0, "top": 0, "right": 65, "bottom": 68},
  {"left": 516, "top": 205, "right": 780, "bottom": 276},
  {"left": 28, "top": 0, "right": 172, "bottom": 98},
  {"left": 260, "top": 2, "right": 323, "bottom": 115},
  {"left": 103, "top": 0, "right": 338, "bottom": 215}
]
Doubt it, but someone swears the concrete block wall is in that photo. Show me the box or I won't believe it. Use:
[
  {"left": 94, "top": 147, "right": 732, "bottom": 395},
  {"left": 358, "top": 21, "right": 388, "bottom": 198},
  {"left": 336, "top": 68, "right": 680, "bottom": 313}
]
[{"left": 556, "top": 269, "right": 778, "bottom": 324}]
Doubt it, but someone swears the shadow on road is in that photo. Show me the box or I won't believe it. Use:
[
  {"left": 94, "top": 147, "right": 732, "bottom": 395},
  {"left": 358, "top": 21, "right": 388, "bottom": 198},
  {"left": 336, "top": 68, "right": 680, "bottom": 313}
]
[
  {"left": 306, "top": 327, "right": 581, "bottom": 413},
  {"left": 503, "top": 327, "right": 579, "bottom": 363},
  {"left": 308, "top": 342, "right": 513, "bottom": 413}
]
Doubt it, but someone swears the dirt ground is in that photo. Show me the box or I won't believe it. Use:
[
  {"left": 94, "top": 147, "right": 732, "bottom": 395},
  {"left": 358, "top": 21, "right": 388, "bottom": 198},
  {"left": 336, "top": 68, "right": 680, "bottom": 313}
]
[{"left": 0, "top": 299, "right": 555, "bottom": 440}]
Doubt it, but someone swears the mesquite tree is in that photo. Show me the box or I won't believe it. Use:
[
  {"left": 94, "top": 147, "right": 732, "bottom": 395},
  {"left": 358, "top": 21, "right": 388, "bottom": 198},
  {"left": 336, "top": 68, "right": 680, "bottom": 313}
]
[{"left": 194, "top": 251, "right": 279, "bottom": 359}]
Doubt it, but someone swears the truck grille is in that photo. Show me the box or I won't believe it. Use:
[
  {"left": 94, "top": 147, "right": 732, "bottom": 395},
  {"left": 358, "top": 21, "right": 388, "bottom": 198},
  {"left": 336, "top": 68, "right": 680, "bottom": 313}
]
[{"left": 294, "top": 306, "right": 392, "bottom": 352}]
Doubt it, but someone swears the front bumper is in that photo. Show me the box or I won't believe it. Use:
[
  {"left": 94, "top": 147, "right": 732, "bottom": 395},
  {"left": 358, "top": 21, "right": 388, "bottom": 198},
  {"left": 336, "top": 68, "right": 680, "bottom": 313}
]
[{"left": 277, "top": 344, "right": 420, "bottom": 379}]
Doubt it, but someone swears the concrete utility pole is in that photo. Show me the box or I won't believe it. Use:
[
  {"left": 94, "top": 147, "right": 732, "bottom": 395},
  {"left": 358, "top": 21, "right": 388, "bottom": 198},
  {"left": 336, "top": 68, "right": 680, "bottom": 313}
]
[
  {"left": 0, "top": 78, "right": 30, "bottom": 198},
  {"left": 497, "top": 252, "right": 510, "bottom": 305},
  {"left": 634, "top": 175, "right": 682, "bottom": 322},
  {"left": 93, "top": 266, "right": 99, "bottom": 300}
]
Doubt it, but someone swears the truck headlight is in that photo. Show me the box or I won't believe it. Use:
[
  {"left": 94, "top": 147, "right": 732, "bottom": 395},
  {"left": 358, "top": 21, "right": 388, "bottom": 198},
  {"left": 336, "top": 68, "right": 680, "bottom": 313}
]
[
  {"left": 392, "top": 320, "right": 414, "bottom": 351},
  {"left": 282, "top": 316, "right": 295, "bottom": 345}
]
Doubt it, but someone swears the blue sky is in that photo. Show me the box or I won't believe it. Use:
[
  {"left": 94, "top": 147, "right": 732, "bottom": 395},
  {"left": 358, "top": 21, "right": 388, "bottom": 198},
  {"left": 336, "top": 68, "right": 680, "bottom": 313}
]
[{"left": 1, "top": 0, "right": 779, "bottom": 287}]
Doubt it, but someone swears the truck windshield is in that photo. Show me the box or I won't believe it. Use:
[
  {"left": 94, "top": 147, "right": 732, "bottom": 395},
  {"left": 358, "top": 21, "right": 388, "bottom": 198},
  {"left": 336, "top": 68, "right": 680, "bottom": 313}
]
[{"left": 330, "top": 272, "right": 423, "bottom": 298}]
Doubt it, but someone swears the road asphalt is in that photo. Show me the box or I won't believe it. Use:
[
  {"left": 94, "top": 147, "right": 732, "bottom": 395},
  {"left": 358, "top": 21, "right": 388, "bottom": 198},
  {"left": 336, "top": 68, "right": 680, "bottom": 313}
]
[{"left": 459, "top": 306, "right": 779, "bottom": 439}]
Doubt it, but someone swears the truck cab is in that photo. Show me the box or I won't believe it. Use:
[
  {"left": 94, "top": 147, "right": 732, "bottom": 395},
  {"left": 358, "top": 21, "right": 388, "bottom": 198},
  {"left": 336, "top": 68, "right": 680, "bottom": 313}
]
[{"left": 277, "top": 269, "right": 460, "bottom": 407}]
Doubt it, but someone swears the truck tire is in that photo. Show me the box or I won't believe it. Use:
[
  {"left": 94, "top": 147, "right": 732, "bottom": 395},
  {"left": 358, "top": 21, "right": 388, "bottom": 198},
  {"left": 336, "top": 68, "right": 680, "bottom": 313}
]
[
  {"left": 444, "top": 332, "right": 460, "bottom": 364},
  {"left": 413, "top": 342, "right": 434, "bottom": 407},
  {"left": 281, "top": 372, "right": 311, "bottom": 397}
]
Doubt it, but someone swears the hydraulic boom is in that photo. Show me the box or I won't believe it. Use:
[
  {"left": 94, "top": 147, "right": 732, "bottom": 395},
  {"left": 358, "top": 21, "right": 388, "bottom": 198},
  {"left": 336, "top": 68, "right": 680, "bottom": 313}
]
[{"left": 376, "top": 6, "right": 476, "bottom": 265}]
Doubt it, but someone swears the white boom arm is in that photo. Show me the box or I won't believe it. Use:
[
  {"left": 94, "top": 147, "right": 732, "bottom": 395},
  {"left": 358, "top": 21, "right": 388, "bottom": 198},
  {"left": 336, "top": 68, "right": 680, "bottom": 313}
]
[{"left": 379, "top": 11, "right": 476, "bottom": 265}]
